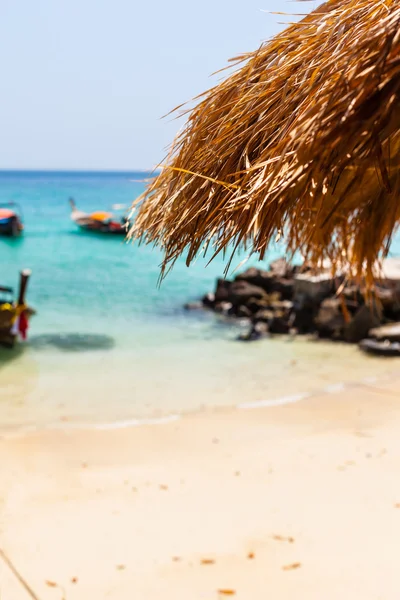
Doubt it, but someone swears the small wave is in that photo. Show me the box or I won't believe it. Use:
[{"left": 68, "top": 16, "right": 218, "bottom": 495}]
[
  {"left": 237, "top": 381, "right": 351, "bottom": 410},
  {"left": 324, "top": 383, "right": 347, "bottom": 394},
  {"left": 237, "top": 371, "right": 400, "bottom": 410},
  {"left": 238, "top": 393, "right": 310, "bottom": 410},
  {"left": 0, "top": 415, "right": 181, "bottom": 439},
  {"left": 88, "top": 414, "right": 181, "bottom": 430}
]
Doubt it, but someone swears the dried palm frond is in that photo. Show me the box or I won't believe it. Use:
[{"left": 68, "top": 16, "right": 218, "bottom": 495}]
[{"left": 129, "top": 0, "right": 400, "bottom": 282}]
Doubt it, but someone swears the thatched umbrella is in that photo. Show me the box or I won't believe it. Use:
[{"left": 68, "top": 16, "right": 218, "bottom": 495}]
[{"left": 130, "top": 0, "right": 400, "bottom": 282}]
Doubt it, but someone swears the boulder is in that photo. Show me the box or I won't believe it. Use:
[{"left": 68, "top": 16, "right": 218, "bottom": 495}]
[
  {"left": 202, "top": 292, "right": 216, "bottom": 309},
  {"left": 343, "top": 285, "right": 365, "bottom": 308},
  {"left": 292, "top": 295, "right": 318, "bottom": 334},
  {"left": 253, "top": 309, "right": 274, "bottom": 324},
  {"left": 369, "top": 322, "right": 400, "bottom": 343},
  {"left": 245, "top": 297, "right": 270, "bottom": 314},
  {"left": 235, "top": 268, "right": 276, "bottom": 293},
  {"left": 315, "top": 298, "right": 340, "bottom": 325},
  {"left": 374, "top": 286, "right": 400, "bottom": 319},
  {"left": 214, "top": 301, "right": 233, "bottom": 315},
  {"left": 237, "top": 321, "right": 269, "bottom": 342},
  {"left": 228, "top": 280, "right": 268, "bottom": 306},
  {"left": 269, "top": 258, "right": 294, "bottom": 278},
  {"left": 360, "top": 338, "right": 400, "bottom": 357},
  {"left": 236, "top": 305, "right": 253, "bottom": 318},
  {"left": 344, "top": 305, "right": 381, "bottom": 343},
  {"left": 294, "top": 272, "right": 339, "bottom": 301},
  {"left": 268, "top": 315, "right": 291, "bottom": 334},
  {"left": 214, "top": 278, "right": 232, "bottom": 302},
  {"left": 374, "top": 286, "right": 397, "bottom": 306},
  {"left": 315, "top": 298, "right": 345, "bottom": 339},
  {"left": 235, "top": 265, "right": 295, "bottom": 299},
  {"left": 344, "top": 298, "right": 364, "bottom": 316},
  {"left": 293, "top": 263, "right": 311, "bottom": 275},
  {"left": 270, "top": 299, "right": 294, "bottom": 314},
  {"left": 269, "top": 292, "right": 282, "bottom": 304},
  {"left": 270, "top": 278, "right": 295, "bottom": 300}
]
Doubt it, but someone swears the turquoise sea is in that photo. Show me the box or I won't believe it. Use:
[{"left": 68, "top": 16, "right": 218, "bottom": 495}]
[{"left": 0, "top": 171, "right": 398, "bottom": 431}]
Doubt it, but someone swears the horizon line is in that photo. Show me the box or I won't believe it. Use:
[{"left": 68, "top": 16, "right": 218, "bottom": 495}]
[{"left": 0, "top": 167, "right": 160, "bottom": 173}]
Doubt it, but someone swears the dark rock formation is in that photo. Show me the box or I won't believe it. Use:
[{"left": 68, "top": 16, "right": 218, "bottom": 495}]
[
  {"left": 237, "top": 321, "right": 269, "bottom": 342},
  {"left": 214, "top": 301, "right": 233, "bottom": 315},
  {"left": 292, "top": 295, "right": 318, "bottom": 334},
  {"left": 202, "top": 292, "right": 216, "bottom": 309},
  {"left": 192, "top": 257, "right": 400, "bottom": 352},
  {"left": 344, "top": 305, "right": 381, "bottom": 343},
  {"left": 268, "top": 314, "right": 291, "bottom": 335},
  {"left": 214, "top": 278, "right": 232, "bottom": 303},
  {"left": 236, "top": 305, "right": 253, "bottom": 318},
  {"left": 253, "top": 309, "right": 274, "bottom": 324},
  {"left": 245, "top": 297, "right": 270, "bottom": 314},
  {"left": 235, "top": 268, "right": 276, "bottom": 293},
  {"left": 228, "top": 280, "right": 268, "bottom": 305},
  {"left": 315, "top": 298, "right": 345, "bottom": 340}
]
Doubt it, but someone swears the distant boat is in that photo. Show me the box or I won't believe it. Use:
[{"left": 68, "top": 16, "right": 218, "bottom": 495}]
[
  {"left": 69, "top": 198, "right": 128, "bottom": 235},
  {"left": 0, "top": 202, "right": 23, "bottom": 237},
  {"left": 0, "top": 270, "right": 34, "bottom": 348}
]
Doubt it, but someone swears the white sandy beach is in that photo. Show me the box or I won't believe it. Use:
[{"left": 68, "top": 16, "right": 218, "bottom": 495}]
[{"left": 1, "top": 373, "right": 400, "bottom": 599}]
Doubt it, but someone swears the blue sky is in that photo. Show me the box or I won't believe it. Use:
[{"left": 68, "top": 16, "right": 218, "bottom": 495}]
[{"left": 1, "top": 1, "right": 315, "bottom": 170}]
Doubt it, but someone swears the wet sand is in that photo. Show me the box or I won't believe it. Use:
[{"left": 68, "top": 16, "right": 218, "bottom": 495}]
[
  {"left": 1, "top": 335, "right": 398, "bottom": 430},
  {"left": 1, "top": 374, "right": 400, "bottom": 599}
]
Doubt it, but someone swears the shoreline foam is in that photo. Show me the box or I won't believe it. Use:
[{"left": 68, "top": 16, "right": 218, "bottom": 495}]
[{"left": 1, "top": 368, "right": 399, "bottom": 439}]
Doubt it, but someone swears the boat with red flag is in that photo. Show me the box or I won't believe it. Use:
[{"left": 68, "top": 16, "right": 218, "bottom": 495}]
[{"left": 0, "top": 270, "right": 34, "bottom": 348}]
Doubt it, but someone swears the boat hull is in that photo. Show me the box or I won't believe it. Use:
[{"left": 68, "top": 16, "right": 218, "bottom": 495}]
[
  {"left": 0, "top": 305, "right": 16, "bottom": 348},
  {"left": 0, "top": 217, "right": 23, "bottom": 237},
  {"left": 76, "top": 222, "right": 127, "bottom": 235}
]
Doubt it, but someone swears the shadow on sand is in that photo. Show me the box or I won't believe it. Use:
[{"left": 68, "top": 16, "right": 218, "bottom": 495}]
[
  {"left": 28, "top": 333, "right": 115, "bottom": 352},
  {"left": 0, "top": 344, "right": 24, "bottom": 368}
]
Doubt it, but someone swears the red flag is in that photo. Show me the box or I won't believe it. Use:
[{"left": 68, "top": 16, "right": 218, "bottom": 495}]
[{"left": 18, "top": 310, "right": 29, "bottom": 340}]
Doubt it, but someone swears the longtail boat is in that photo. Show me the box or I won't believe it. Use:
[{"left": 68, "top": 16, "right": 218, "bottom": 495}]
[
  {"left": 0, "top": 202, "right": 23, "bottom": 237},
  {"left": 0, "top": 270, "right": 34, "bottom": 348},
  {"left": 69, "top": 198, "right": 128, "bottom": 235}
]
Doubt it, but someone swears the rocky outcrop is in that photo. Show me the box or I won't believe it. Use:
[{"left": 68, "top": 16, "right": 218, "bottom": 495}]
[{"left": 187, "top": 257, "right": 400, "bottom": 352}]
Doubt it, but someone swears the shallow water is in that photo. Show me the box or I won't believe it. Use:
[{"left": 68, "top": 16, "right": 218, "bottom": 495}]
[{"left": 0, "top": 171, "right": 399, "bottom": 431}]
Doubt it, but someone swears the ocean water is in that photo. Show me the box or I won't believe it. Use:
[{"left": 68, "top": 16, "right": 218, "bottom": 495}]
[{"left": 0, "top": 170, "right": 398, "bottom": 431}]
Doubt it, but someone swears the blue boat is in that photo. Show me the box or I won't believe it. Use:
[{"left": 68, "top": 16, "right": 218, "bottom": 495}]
[{"left": 0, "top": 202, "right": 23, "bottom": 237}]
